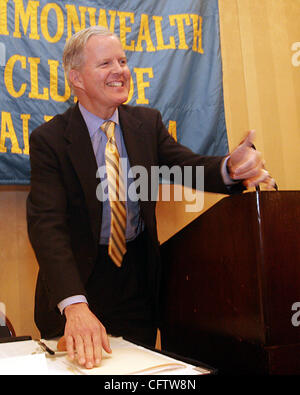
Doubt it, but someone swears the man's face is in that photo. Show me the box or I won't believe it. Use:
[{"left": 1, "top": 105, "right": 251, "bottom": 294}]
[{"left": 74, "top": 34, "right": 131, "bottom": 117}]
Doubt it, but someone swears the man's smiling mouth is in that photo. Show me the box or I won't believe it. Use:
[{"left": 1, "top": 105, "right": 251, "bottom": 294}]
[{"left": 106, "top": 81, "right": 124, "bottom": 87}]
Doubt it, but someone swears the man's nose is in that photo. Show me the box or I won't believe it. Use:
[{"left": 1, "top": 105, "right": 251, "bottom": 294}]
[{"left": 111, "top": 59, "right": 123, "bottom": 73}]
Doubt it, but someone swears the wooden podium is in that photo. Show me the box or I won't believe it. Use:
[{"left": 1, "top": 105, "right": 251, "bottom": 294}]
[{"left": 159, "top": 191, "right": 300, "bottom": 375}]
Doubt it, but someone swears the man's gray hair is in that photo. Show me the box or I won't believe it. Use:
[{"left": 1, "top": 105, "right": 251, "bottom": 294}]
[{"left": 63, "top": 26, "right": 119, "bottom": 89}]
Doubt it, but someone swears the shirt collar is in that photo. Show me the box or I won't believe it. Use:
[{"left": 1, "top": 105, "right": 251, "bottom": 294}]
[{"left": 78, "top": 102, "right": 119, "bottom": 139}]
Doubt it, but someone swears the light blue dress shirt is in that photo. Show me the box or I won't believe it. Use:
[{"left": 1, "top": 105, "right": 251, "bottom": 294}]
[
  {"left": 58, "top": 103, "right": 143, "bottom": 313},
  {"left": 79, "top": 103, "right": 143, "bottom": 244}
]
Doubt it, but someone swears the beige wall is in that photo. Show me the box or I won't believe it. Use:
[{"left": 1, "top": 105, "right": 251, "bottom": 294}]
[
  {"left": 159, "top": 0, "right": 300, "bottom": 242},
  {"left": 0, "top": 186, "right": 39, "bottom": 338},
  {"left": 1, "top": 0, "right": 299, "bottom": 338},
  {"left": 219, "top": 0, "right": 300, "bottom": 190}
]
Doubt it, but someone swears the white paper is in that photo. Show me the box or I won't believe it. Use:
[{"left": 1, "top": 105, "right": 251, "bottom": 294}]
[
  {"left": 0, "top": 337, "right": 209, "bottom": 375},
  {"left": 43, "top": 336, "right": 207, "bottom": 375},
  {"left": 0, "top": 353, "right": 49, "bottom": 375},
  {"left": 0, "top": 339, "right": 40, "bottom": 358}
]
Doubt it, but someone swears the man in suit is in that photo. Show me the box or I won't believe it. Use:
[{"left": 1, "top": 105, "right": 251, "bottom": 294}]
[{"left": 27, "top": 26, "right": 274, "bottom": 369}]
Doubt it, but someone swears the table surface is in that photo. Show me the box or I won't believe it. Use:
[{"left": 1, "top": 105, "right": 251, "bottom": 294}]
[{"left": 0, "top": 336, "right": 213, "bottom": 375}]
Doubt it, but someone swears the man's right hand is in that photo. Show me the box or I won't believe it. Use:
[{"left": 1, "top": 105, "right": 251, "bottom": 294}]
[{"left": 63, "top": 302, "right": 111, "bottom": 369}]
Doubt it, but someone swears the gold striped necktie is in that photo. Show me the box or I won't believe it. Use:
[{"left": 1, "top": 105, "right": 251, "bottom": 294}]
[{"left": 101, "top": 121, "right": 127, "bottom": 267}]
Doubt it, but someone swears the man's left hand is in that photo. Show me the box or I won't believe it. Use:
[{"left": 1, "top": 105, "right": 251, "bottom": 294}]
[{"left": 227, "top": 130, "right": 276, "bottom": 189}]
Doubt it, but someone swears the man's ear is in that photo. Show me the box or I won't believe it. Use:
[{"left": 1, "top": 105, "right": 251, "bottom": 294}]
[{"left": 69, "top": 69, "right": 84, "bottom": 90}]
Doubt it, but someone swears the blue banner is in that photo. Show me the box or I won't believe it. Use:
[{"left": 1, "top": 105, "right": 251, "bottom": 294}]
[{"left": 0, "top": 0, "right": 228, "bottom": 184}]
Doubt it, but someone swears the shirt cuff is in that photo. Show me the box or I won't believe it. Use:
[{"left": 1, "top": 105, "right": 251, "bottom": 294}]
[
  {"left": 57, "top": 295, "right": 88, "bottom": 315},
  {"left": 221, "top": 156, "right": 239, "bottom": 186}
]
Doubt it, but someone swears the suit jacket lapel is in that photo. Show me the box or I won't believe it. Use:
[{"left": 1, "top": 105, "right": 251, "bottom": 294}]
[
  {"left": 119, "top": 105, "right": 155, "bottom": 219},
  {"left": 64, "top": 104, "right": 102, "bottom": 245},
  {"left": 118, "top": 105, "right": 146, "bottom": 169}
]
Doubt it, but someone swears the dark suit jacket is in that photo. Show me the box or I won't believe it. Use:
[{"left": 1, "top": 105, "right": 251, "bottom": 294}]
[{"left": 27, "top": 103, "right": 241, "bottom": 338}]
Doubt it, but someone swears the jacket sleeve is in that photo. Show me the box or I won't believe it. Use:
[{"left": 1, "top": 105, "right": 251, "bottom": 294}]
[
  {"left": 153, "top": 110, "right": 244, "bottom": 195},
  {"left": 26, "top": 127, "right": 87, "bottom": 310}
]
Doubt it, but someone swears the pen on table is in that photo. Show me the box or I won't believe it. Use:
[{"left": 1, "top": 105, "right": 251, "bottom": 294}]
[{"left": 38, "top": 340, "right": 55, "bottom": 355}]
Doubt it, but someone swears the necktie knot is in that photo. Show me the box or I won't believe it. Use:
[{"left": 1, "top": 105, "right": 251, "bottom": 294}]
[{"left": 101, "top": 121, "right": 115, "bottom": 140}]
